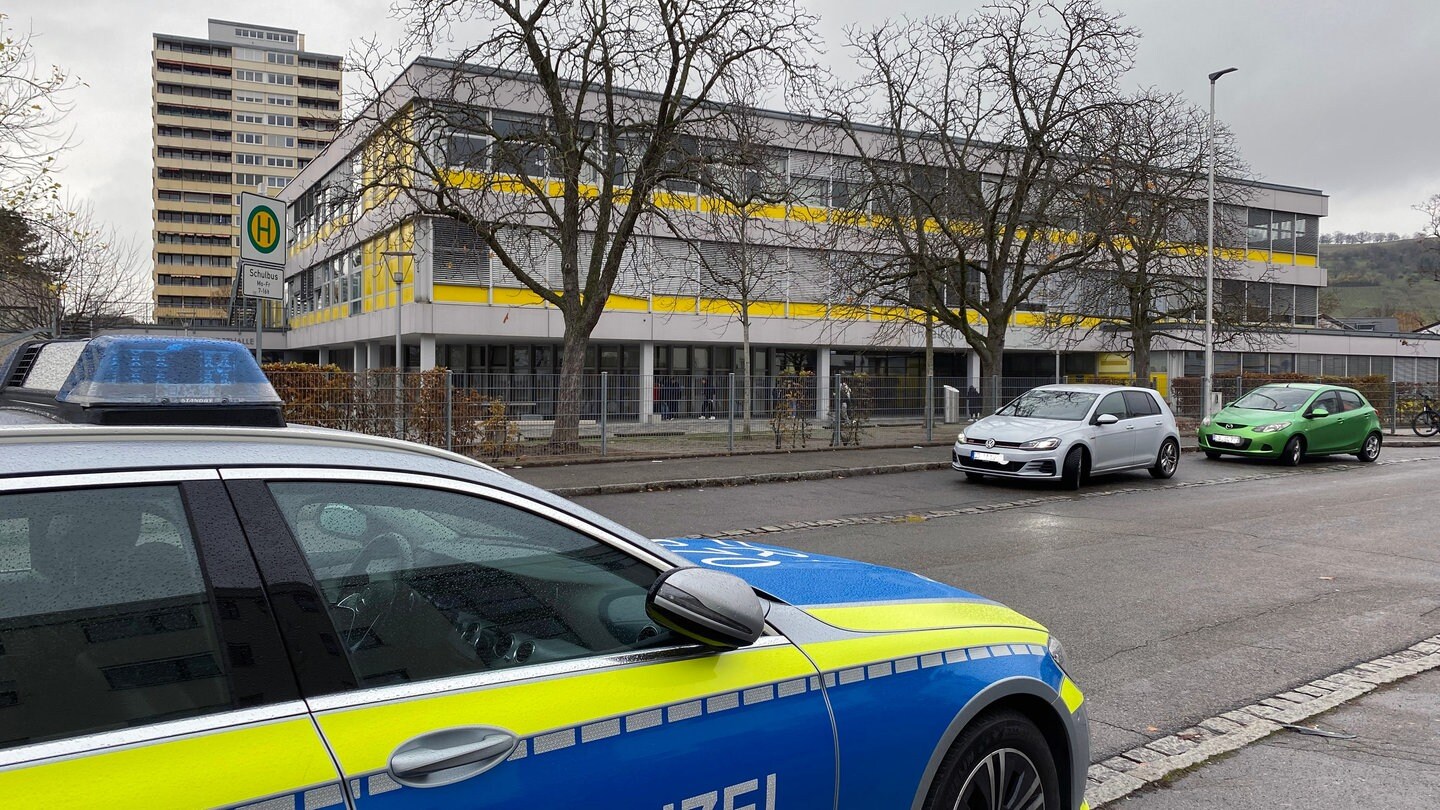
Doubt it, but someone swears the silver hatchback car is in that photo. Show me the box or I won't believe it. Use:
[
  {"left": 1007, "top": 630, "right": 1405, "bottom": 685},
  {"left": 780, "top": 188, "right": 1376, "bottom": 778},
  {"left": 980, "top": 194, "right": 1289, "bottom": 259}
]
[{"left": 952, "top": 384, "right": 1181, "bottom": 489}]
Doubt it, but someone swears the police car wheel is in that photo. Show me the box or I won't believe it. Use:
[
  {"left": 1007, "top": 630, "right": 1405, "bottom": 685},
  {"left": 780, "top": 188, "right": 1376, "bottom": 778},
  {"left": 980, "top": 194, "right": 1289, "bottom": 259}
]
[{"left": 924, "top": 709, "right": 1060, "bottom": 810}]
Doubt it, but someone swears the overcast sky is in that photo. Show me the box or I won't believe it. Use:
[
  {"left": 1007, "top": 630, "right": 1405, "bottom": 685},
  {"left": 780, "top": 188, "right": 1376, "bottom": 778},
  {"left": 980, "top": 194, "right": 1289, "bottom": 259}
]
[{"left": 10, "top": 0, "right": 1440, "bottom": 258}]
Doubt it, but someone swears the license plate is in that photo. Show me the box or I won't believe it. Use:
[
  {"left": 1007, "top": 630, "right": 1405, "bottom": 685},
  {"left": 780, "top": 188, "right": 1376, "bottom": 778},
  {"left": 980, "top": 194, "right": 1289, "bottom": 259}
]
[
  {"left": 1211, "top": 434, "right": 1242, "bottom": 446},
  {"left": 971, "top": 450, "right": 1006, "bottom": 463}
]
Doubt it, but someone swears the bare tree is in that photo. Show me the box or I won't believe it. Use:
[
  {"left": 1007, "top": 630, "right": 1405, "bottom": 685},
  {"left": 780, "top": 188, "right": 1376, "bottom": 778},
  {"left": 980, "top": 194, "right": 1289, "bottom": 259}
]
[
  {"left": 651, "top": 93, "right": 799, "bottom": 434},
  {"left": 829, "top": 0, "right": 1138, "bottom": 409},
  {"left": 0, "top": 202, "right": 148, "bottom": 336},
  {"left": 1043, "top": 90, "right": 1256, "bottom": 382},
  {"left": 341, "top": 0, "right": 821, "bottom": 450},
  {"left": 0, "top": 14, "right": 77, "bottom": 217},
  {"left": 1418, "top": 193, "right": 1440, "bottom": 280}
]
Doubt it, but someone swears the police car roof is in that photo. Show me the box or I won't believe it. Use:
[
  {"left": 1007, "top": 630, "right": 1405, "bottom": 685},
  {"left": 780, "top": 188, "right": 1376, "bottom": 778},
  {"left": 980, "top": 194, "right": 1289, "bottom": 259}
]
[{"left": 0, "top": 421, "right": 662, "bottom": 556}]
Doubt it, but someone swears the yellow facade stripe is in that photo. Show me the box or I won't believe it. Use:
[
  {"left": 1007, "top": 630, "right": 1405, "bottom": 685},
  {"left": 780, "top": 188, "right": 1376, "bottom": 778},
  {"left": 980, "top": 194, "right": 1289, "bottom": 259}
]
[
  {"left": 1060, "top": 676, "right": 1085, "bottom": 714},
  {"left": 806, "top": 602, "right": 1045, "bottom": 635},
  {"left": 491, "top": 287, "right": 547, "bottom": 307},
  {"left": 651, "top": 295, "right": 698, "bottom": 314},
  {"left": 1295, "top": 254, "right": 1317, "bottom": 267},
  {"left": 802, "top": 627, "right": 1048, "bottom": 673},
  {"left": 789, "top": 303, "right": 827, "bottom": 319},
  {"left": 434, "top": 284, "right": 491, "bottom": 304},
  {"left": 0, "top": 718, "right": 336, "bottom": 809},
  {"left": 314, "top": 644, "right": 816, "bottom": 774}
]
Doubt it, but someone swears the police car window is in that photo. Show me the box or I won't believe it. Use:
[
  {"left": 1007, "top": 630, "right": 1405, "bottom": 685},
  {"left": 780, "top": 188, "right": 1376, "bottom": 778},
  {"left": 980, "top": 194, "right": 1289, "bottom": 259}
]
[
  {"left": 268, "top": 482, "right": 679, "bottom": 687},
  {"left": 0, "top": 485, "right": 237, "bottom": 751}
]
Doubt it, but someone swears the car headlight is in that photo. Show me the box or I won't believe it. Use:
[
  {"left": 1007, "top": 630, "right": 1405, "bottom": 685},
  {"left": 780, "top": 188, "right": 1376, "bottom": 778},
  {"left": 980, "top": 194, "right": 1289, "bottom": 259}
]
[
  {"left": 1253, "top": 422, "right": 1292, "bottom": 433},
  {"left": 1019, "top": 437, "right": 1061, "bottom": 450},
  {"left": 956, "top": 432, "right": 966, "bottom": 444},
  {"left": 1048, "top": 636, "right": 1070, "bottom": 674},
  {"left": 1200, "top": 416, "right": 1211, "bottom": 427}
]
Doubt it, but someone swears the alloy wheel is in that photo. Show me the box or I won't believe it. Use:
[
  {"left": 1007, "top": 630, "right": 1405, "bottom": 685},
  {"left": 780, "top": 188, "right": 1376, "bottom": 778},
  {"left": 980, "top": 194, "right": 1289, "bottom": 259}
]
[
  {"left": 1160, "top": 442, "right": 1178, "bottom": 474},
  {"left": 953, "top": 747, "right": 1046, "bottom": 810}
]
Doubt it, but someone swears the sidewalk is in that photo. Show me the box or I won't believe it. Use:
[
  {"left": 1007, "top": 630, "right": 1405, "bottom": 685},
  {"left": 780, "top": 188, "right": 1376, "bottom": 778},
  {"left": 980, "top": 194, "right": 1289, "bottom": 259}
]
[{"left": 507, "top": 433, "right": 1440, "bottom": 496}]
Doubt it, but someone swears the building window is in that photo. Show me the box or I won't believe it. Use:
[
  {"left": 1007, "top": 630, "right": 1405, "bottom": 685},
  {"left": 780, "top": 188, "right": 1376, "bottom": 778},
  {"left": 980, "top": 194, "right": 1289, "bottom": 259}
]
[
  {"left": 266, "top": 134, "right": 295, "bottom": 148},
  {"left": 236, "top": 153, "right": 264, "bottom": 166},
  {"left": 266, "top": 73, "right": 295, "bottom": 86},
  {"left": 267, "top": 176, "right": 289, "bottom": 189},
  {"left": 267, "top": 95, "right": 294, "bottom": 107},
  {"left": 234, "top": 172, "right": 264, "bottom": 186},
  {"left": 235, "top": 132, "right": 264, "bottom": 145},
  {"left": 235, "top": 112, "right": 264, "bottom": 124},
  {"left": 236, "top": 69, "right": 264, "bottom": 83},
  {"left": 266, "top": 156, "right": 295, "bottom": 168},
  {"left": 234, "top": 47, "right": 265, "bottom": 62},
  {"left": 267, "top": 52, "right": 296, "bottom": 65},
  {"left": 267, "top": 114, "right": 294, "bottom": 127},
  {"left": 234, "top": 91, "right": 265, "bottom": 104}
]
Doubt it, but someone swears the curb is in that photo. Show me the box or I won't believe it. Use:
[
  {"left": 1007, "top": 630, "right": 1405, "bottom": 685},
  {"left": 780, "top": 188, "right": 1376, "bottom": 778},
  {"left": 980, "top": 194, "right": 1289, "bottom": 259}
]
[
  {"left": 502, "top": 439, "right": 954, "bottom": 471},
  {"left": 1085, "top": 634, "right": 1440, "bottom": 806},
  {"left": 547, "top": 461, "right": 951, "bottom": 497}
]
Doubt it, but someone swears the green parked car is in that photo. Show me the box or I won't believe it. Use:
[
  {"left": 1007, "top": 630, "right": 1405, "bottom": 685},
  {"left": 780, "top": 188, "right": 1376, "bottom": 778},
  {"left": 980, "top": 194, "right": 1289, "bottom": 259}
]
[{"left": 1197, "top": 383, "right": 1383, "bottom": 465}]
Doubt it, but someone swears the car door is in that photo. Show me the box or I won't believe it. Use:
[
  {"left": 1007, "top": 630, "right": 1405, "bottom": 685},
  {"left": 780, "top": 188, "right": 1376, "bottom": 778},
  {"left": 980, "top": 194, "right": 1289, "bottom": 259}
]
[
  {"left": 1304, "top": 391, "right": 1348, "bottom": 452},
  {"left": 1336, "top": 391, "right": 1371, "bottom": 450},
  {"left": 1122, "top": 390, "right": 1165, "bottom": 467},
  {"left": 224, "top": 468, "right": 837, "bottom": 810},
  {"left": 1089, "top": 392, "right": 1133, "bottom": 471},
  {"left": 0, "top": 471, "right": 345, "bottom": 809}
]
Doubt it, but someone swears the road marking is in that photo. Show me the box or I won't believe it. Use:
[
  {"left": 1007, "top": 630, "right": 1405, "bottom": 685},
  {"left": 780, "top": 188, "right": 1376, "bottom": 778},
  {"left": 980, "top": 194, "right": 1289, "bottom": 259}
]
[{"left": 1084, "top": 633, "right": 1440, "bottom": 806}]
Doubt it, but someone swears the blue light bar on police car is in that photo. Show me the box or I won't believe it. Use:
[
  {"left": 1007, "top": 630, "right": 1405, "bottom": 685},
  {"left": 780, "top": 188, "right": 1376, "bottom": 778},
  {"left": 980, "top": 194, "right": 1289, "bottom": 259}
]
[{"left": 57, "top": 336, "right": 281, "bottom": 406}]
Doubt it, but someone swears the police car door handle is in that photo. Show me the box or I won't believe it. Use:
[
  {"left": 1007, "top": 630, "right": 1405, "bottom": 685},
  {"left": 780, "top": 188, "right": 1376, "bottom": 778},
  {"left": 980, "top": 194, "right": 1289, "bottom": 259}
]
[{"left": 389, "top": 727, "right": 519, "bottom": 788}]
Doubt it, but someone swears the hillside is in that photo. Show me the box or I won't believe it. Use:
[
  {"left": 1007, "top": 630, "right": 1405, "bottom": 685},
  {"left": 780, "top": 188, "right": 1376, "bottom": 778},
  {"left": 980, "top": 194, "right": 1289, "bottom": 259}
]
[{"left": 1321, "top": 237, "right": 1440, "bottom": 325}]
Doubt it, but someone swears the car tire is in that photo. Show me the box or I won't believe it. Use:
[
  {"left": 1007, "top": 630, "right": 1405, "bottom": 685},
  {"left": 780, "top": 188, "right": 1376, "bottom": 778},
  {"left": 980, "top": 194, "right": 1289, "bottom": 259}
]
[
  {"left": 1356, "top": 432, "right": 1381, "bottom": 463},
  {"left": 1204, "top": 449, "right": 1222, "bottom": 460},
  {"left": 1281, "top": 435, "right": 1305, "bottom": 467},
  {"left": 964, "top": 471, "right": 985, "bottom": 482},
  {"left": 922, "top": 708, "right": 1062, "bottom": 810},
  {"left": 1149, "top": 438, "right": 1180, "bottom": 479},
  {"left": 1060, "top": 447, "right": 1085, "bottom": 490}
]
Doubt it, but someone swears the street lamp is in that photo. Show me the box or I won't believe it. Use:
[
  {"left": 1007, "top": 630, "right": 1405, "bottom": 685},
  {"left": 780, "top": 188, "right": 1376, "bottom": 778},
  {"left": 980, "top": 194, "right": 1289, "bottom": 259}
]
[
  {"left": 1204, "top": 66, "right": 1237, "bottom": 422},
  {"left": 382, "top": 250, "right": 414, "bottom": 435}
]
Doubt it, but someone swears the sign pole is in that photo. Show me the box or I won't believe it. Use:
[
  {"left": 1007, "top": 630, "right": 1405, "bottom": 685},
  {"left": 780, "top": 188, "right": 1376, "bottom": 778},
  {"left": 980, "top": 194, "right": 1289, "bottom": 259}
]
[{"left": 254, "top": 293, "right": 263, "bottom": 364}]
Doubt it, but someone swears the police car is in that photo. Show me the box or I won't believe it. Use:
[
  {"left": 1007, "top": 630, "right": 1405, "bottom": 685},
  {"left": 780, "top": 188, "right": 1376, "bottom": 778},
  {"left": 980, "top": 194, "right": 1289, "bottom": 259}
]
[{"left": 0, "top": 336, "right": 1089, "bottom": 809}]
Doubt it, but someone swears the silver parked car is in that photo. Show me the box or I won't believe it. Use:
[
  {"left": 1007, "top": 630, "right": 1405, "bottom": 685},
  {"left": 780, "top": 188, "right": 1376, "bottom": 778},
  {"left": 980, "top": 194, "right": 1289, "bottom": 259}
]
[{"left": 952, "top": 384, "right": 1181, "bottom": 489}]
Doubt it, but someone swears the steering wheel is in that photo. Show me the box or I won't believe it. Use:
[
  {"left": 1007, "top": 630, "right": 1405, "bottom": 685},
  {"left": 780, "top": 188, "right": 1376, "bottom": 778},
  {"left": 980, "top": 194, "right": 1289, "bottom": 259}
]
[{"left": 346, "top": 531, "right": 416, "bottom": 579}]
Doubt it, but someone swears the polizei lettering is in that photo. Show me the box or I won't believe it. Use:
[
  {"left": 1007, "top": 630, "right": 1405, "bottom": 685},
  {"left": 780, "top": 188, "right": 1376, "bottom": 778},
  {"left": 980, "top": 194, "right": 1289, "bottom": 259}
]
[{"left": 661, "top": 774, "right": 777, "bottom": 810}]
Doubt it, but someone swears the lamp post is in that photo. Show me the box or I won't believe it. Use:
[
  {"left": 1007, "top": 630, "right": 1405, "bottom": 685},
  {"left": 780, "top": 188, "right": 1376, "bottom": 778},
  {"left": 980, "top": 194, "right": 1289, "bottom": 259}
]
[
  {"left": 1204, "top": 66, "right": 1237, "bottom": 422},
  {"left": 382, "top": 250, "right": 414, "bottom": 435}
]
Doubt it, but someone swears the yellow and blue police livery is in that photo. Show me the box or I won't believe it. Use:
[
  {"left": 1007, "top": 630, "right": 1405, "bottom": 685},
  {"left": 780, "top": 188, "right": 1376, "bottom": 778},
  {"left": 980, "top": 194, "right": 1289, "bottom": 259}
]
[{"left": 0, "top": 336, "right": 1088, "bottom": 810}]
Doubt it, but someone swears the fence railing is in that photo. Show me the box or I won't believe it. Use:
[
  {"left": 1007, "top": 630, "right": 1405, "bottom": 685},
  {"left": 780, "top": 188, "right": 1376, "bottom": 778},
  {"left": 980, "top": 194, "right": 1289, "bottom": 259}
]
[{"left": 261, "top": 365, "right": 1432, "bottom": 461}]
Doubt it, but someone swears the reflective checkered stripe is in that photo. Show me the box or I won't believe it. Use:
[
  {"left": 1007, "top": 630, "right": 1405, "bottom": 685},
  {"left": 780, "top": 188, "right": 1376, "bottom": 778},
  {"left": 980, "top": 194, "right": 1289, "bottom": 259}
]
[
  {"left": 232, "top": 783, "right": 346, "bottom": 810},
  {"left": 336, "top": 640, "right": 1060, "bottom": 801}
]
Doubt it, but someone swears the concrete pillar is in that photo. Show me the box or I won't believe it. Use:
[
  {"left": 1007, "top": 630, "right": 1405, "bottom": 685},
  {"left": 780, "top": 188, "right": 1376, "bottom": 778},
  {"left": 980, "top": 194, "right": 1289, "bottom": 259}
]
[
  {"left": 318, "top": 346, "right": 330, "bottom": 367},
  {"left": 420, "top": 334, "right": 437, "bottom": 371},
  {"left": 816, "top": 347, "right": 831, "bottom": 420},
  {"left": 967, "top": 351, "right": 981, "bottom": 389},
  {"left": 353, "top": 342, "right": 369, "bottom": 372},
  {"left": 370, "top": 341, "right": 387, "bottom": 370},
  {"left": 640, "top": 341, "right": 655, "bottom": 423}
]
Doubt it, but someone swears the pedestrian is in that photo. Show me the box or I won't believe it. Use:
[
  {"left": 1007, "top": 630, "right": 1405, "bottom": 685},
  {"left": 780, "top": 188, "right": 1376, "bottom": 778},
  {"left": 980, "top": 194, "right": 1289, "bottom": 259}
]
[
  {"left": 966, "top": 385, "right": 980, "bottom": 419},
  {"left": 701, "top": 377, "right": 718, "bottom": 419}
]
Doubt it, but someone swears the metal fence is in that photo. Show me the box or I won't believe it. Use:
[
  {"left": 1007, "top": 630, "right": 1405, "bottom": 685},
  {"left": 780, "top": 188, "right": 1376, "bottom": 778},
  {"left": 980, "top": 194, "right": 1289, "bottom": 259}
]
[
  {"left": 1168, "top": 375, "right": 1440, "bottom": 434},
  {"left": 261, "top": 367, "right": 1439, "bottom": 461}
]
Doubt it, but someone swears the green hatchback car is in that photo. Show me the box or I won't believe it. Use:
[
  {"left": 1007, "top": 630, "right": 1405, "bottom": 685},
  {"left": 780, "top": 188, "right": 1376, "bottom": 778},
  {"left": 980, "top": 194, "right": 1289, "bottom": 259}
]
[{"left": 1197, "top": 383, "right": 1383, "bottom": 465}]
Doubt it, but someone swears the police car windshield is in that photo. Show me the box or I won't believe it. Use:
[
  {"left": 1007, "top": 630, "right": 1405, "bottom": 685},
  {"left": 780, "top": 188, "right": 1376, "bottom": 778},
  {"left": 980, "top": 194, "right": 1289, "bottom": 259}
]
[
  {"left": 996, "top": 390, "right": 1098, "bottom": 421},
  {"left": 1232, "top": 387, "right": 1313, "bottom": 412}
]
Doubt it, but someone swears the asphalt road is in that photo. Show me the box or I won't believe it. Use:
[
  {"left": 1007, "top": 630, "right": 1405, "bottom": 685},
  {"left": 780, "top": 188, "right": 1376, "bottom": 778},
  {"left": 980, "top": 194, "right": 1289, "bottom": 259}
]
[{"left": 573, "top": 449, "right": 1440, "bottom": 762}]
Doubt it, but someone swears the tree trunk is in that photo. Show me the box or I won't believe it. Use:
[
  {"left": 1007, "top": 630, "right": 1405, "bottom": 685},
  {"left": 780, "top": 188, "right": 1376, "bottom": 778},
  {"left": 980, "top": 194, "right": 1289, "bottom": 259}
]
[
  {"left": 978, "top": 340, "right": 1005, "bottom": 416},
  {"left": 1131, "top": 327, "right": 1151, "bottom": 387},
  {"left": 551, "top": 329, "right": 589, "bottom": 452}
]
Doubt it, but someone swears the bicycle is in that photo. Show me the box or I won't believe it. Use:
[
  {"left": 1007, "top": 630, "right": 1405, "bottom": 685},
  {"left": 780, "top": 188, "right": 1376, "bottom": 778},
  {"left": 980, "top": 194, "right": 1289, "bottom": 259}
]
[{"left": 1413, "top": 395, "right": 1440, "bottom": 437}]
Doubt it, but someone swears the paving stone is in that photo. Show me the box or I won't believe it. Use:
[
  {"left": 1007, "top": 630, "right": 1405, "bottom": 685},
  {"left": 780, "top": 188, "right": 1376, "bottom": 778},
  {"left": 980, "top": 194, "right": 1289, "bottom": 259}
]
[
  {"left": 1293, "top": 685, "right": 1329, "bottom": 698},
  {"left": 1146, "top": 735, "right": 1197, "bottom": 756},
  {"left": 1119, "top": 746, "right": 1167, "bottom": 765},
  {"left": 1198, "top": 716, "right": 1244, "bottom": 734},
  {"left": 1099, "top": 756, "right": 1139, "bottom": 773}
]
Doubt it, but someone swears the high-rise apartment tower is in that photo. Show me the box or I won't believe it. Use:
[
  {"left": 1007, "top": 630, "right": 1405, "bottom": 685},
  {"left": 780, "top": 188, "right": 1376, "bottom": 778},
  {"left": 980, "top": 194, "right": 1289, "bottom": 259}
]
[{"left": 151, "top": 20, "right": 342, "bottom": 326}]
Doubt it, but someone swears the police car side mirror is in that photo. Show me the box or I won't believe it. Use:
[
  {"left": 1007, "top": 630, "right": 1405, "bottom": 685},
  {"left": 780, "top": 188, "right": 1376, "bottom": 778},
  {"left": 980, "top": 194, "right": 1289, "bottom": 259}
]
[{"left": 646, "top": 567, "right": 765, "bottom": 649}]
